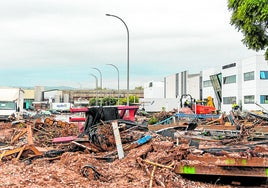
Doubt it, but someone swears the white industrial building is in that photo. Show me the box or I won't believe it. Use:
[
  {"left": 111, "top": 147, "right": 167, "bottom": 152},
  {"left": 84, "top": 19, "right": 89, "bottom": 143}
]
[
  {"left": 164, "top": 71, "right": 201, "bottom": 100},
  {"left": 141, "top": 72, "right": 201, "bottom": 112},
  {"left": 141, "top": 81, "right": 178, "bottom": 112},
  {"left": 144, "top": 81, "right": 164, "bottom": 98},
  {"left": 221, "top": 62, "right": 242, "bottom": 112},
  {"left": 43, "top": 89, "right": 64, "bottom": 103},
  {"left": 202, "top": 67, "right": 221, "bottom": 110},
  {"left": 224, "top": 55, "right": 268, "bottom": 112},
  {"left": 144, "top": 55, "right": 268, "bottom": 113},
  {"left": 202, "top": 55, "right": 268, "bottom": 112}
]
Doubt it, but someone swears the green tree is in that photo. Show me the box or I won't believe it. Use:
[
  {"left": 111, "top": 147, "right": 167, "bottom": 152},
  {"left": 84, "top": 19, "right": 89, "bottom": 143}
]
[
  {"left": 129, "top": 95, "right": 139, "bottom": 104},
  {"left": 89, "top": 98, "right": 103, "bottom": 106},
  {"left": 119, "top": 95, "right": 139, "bottom": 105},
  {"left": 135, "top": 86, "right": 144, "bottom": 90},
  {"left": 89, "top": 98, "right": 98, "bottom": 106},
  {"left": 102, "top": 97, "right": 117, "bottom": 106},
  {"left": 228, "top": 0, "right": 268, "bottom": 60},
  {"left": 119, "top": 98, "right": 127, "bottom": 105}
]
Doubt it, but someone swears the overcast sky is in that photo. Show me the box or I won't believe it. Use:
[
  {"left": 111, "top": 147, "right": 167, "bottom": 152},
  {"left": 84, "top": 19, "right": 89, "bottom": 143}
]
[{"left": 0, "top": 0, "right": 262, "bottom": 89}]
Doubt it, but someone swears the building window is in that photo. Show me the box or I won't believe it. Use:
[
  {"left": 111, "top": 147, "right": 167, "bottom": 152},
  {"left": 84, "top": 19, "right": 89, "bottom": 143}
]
[
  {"left": 149, "top": 82, "right": 153, "bottom": 87},
  {"left": 203, "top": 80, "right": 212, "bottom": 87},
  {"left": 244, "top": 95, "right": 255, "bottom": 104},
  {"left": 260, "top": 95, "right": 268, "bottom": 104},
  {"left": 223, "top": 75, "right": 236, "bottom": 84},
  {"left": 223, "top": 96, "right": 236, "bottom": 104},
  {"left": 244, "top": 71, "right": 254, "bottom": 81},
  {"left": 260, "top": 71, "right": 268, "bottom": 79},
  {"left": 222, "top": 63, "right": 236, "bottom": 69}
]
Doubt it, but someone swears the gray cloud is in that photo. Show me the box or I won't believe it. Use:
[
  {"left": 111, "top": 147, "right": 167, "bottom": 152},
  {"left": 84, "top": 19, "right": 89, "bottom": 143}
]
[{"left": 0, "top": 0, "right": 262, "bottom": 89}]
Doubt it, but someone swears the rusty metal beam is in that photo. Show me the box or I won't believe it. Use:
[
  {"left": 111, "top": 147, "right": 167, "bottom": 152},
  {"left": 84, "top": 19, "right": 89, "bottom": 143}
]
[
  {"left": 174, "top": 162, "right": 268, "bottom": 178},
  {"left": 197, "top": 125, "right": 268, "bottom": 133},
  {"left": 187, "top": 154, "right": 268, "bottom": 167}
]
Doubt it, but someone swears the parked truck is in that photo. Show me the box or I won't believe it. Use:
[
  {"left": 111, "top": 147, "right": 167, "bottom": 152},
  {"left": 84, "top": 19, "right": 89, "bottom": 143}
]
[{"left": 0, "top": 87, "right": 24, "bottom": 121}]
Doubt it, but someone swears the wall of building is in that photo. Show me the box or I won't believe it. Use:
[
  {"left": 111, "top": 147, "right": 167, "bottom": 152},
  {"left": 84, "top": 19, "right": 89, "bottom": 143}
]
[
  {"left": 144, "top": 81, "right": 164, "bottom": 98},
  {"left": 140, "top": 98, "right": 179, "bottom": 112},
  {"left": 241, "top": 56, "right": 258, "bottom": 110},
  {"left": 221, "top": 62, "right": 241, "bottom": 112},
  {"left": 23, "top": 89, "right": 35, "bottom": 109},
  {"left": 142, "top": 55, "right": 267, "bottom": 113},
  {"left": 165, "top": 74, "right": 177, "bottom": 98},
  {"left": 176, "top": 71, "right": 188, "bottom": 98},
  {"left": 43, "top": 90, "right": 63, "bottom": 103},
  {"left": 256, "top": 56, "right": 268, "bottom": 109},
  {"left": 164, "top": 71, "right": 201, "bottom": 101},
  {"left": 245, "top": 55, "right": 268, "bottom": 111},
  {"left": 34, "top": 86, "right": 44, "bottom": 102},
  {"left": 204, "top": 55, "right": 268, "bottom": 112},
  {"left": 187, "top": 74, "right": 201, "bottom": 100},
  {"left": 202, "top": 67, "right": 221, "bottom": 109}
]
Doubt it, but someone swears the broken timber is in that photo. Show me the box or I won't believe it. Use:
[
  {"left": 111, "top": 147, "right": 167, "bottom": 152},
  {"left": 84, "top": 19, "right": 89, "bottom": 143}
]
[
  {"left": 0, "top": 145, "right": 42, "bottom": 161},
  {"left": 0, "top": 123, "right": 42, "bottom": 161}
]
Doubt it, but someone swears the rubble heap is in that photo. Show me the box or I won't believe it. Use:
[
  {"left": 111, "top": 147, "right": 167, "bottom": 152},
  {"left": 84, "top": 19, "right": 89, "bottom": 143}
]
[{"left": 0, "top": 110, "right": 267, "bottom": 187}]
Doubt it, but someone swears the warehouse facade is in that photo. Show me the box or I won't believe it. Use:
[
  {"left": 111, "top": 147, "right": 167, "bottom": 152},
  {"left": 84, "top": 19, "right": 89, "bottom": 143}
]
[{"left": 150, "top": 55, "right": 268, "bottom": 112}]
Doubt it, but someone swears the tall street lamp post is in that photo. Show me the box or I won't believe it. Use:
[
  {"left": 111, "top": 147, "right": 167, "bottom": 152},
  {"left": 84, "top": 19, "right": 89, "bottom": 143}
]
[
  {"left": 90, "top": 73, "right": 98, "bottom": 106},
  {"left": 92, "top": 67, "right": 103, "bottom": 105},
  {"left": 106, "top": 63, "right": 120, "bottom": 104},
  {"left": 106, "top": 14, "right": 129, "bottom": 106},
  {"left": 92, "top": 67, "right": 102, "bottom": 89}
]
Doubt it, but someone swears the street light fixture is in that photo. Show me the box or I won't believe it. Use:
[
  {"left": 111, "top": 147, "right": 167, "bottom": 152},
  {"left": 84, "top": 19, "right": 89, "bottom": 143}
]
[
  {"left": 90, "top": 74, "right": 98, "bottom": 89},
  {"left": 92, "top": 68, "right": 103, "bottom": 105},
  {"left": 92, "top": 67, "right": 102, "bottom": 89},
  {"left": 106, "top": 14, "right": 129, "bottom": 106},
  {"left": 106, "top": 63, "right": 120, "bottom": 104},
  {"left": 90, "top": 73, "right": 98, "bottom": 106}
]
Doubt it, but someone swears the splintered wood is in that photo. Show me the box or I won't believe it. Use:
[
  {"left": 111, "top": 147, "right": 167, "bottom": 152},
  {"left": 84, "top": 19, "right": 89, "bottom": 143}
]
[{"left": 0, "top": 111, "right": 267, "bottom": 187}]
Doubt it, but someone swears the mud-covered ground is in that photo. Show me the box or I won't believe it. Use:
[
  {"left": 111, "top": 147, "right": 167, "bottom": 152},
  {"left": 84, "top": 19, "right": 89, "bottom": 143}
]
[
  {"left": 0, "top": 118, "right": 266, "bottom": 188},
  {"left": 0, "top": 148, "right": 231, "bottom": 188}
]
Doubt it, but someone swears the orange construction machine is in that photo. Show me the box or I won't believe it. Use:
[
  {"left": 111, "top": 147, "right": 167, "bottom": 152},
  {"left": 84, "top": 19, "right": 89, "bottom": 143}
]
[{"left": 180, "top": 94, "right": 216, "bottom": 114}]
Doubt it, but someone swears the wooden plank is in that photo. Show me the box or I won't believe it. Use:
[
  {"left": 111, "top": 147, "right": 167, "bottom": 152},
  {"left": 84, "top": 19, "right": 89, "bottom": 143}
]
[
  {"left": 0, "top": 147, "right": 24, "bottom": 161},
  {"left": 27, "top": 124, "right": 34, "bottom": 145},
  {"left": 10, "top": 128, "right": 27, "bottom": 144},
  {"left": 16, "top": 145, "right": 26, "bottom": 160},
  {"left": 0, "top": 145, "right": 42, "bottom": 161},
  {"left": 52, "top": 136, "right": 77, "bottom": 143},
  {"left": 112, "top": 120, "right": 124, "bottom": 159}
]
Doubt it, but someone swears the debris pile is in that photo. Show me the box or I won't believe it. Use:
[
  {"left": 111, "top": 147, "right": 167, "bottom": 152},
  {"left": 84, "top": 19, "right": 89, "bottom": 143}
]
[{"left": 0, "top": 108, "right": 267, "bottom": 187}]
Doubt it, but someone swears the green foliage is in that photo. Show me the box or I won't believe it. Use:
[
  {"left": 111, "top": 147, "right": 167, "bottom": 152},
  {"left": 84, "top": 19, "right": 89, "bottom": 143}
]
[
  {"left": 18, "top": 123, "right": 25, "bottom": 128},
  {"left": 119, "top": 97, "right": 127, "bottom": 105},
  {"left": 89, "top": 95, "right": 140, "bottom": 106},
  {"left": 148, "top": 116, "right": 158, "bottom": 125},
  {"left": 228, "top": 0, "right": 268, "bottom": 60},
  {"left": 119, "top": 95, "right": 139, "bottom": 105},
  {"left": 89, "top": 98, "right": 98, "bottom": 106},
  {"left": 135, "top": 86, "right": 144, "bottom": 90},
  {"left": 129, "top": 95, "right": 139, "bottom": 104},
  {"left": 89, "top": 97, "right": 117, "bottom": 106},
  {"left": 102, "top": 97, "right": 117, "bottom": 106}
]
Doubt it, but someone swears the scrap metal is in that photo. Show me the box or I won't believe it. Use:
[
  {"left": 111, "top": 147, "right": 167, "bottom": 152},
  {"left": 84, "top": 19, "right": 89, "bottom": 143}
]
[
  {"left": 0, "top": 106, "right": 268, "bottom": 187},
  {"left": 81, "top": 164, "right": 107, "bottom": 181}
]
